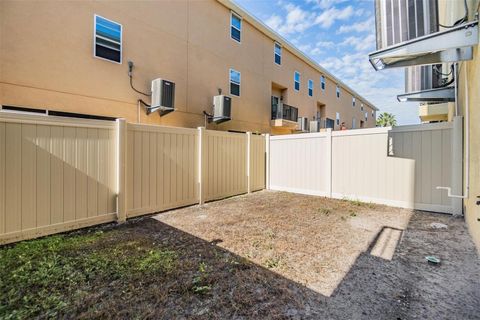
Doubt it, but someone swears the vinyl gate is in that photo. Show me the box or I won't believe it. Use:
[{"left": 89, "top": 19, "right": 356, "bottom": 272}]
[{"left": 268, "top": 119, "right": 462, "bottom": 214}]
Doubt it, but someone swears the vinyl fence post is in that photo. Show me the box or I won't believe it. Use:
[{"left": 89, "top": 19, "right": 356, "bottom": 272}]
[
  {"left": 116, "top": 118, "right": 127, "bottom": 222},
  {"left": 265, "top": 133, "right": 270, "bottom": 190},
  {"left": 452, "top": 116, "right": 463, "bottom": 215},
  {"left": 247, "top": 132, "right": 252, "bottom": 194},
  {"left": 198, "top": 127, "right": 205, "bottom": 205},
  {"left": 326, "top": 128, "right": 333, "bottom": 198}
]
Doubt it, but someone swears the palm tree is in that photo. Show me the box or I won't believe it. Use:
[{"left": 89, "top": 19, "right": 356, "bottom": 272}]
[{"left": 376, "top": 112, "right": 397, "bottom": 127}]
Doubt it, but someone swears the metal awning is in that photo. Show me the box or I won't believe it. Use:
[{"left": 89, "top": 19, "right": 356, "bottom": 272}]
[
  {"left": 369, "top": 20, "right": 479, "bottom": 70},
  {"left": 397, "top": 86, "right": 455, "bottom": 102}
]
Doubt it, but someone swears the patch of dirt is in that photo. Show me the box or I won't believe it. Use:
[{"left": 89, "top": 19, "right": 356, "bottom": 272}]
[{"left": 155, "top": 190, "right": 413, "bottom": 296}]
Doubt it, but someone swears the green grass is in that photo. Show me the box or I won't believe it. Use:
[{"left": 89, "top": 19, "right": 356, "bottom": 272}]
[
  {"left": 264, "top": 257, "right": 281, "bottom": 269},
  {"left": 342, "top": 197, "right": 376, "bottom": 209},
  {"left": 192, "top": 262, "right": 212, "bottom": 295},
  {"left": 0, "top": 229, "right": 177, "bottom": 319}
]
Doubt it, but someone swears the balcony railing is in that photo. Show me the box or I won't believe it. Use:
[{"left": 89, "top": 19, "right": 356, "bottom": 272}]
[{"left": 271, "top": 103, "right": 298, "bottom": 122}]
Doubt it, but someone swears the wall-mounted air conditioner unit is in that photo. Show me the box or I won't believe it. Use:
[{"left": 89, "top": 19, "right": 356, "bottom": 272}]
[
  {"left": 150, "top": 78, "right": 175, "bottom": 116},
  {"left": 212, "top": 95, "right": 231, "bottom": 124},
  {"left": 297, "top": 117, "right": 309, "bottom": 132},
  {"left": 310, "top": 120, "right": 321, "bottom": 132}
]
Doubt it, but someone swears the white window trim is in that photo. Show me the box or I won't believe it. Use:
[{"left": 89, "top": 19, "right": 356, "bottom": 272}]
[
  {"left": 352, "top": 97, "right": 356, "bottom": 107},
  {"left": 308, "top": 79, "right": 314, "bottom": 97},
  {"left": 336, "top": 85, "right": 340, "bottom": 98},
  {"left": 230, "top": 11, "right": 242, "bottom": 43},
  {"left": 274, "top": 42, "right": 282, "bottom": 66},
  {"left": 229, "top": 68, "right": 241, "bottom": 97},
  {"left": 294, "top": 71, "right": 301, "bottom": 92},
  {"left": 336, "top": 112, "right": 340, "bottom": 125},
  {"left": 93, "top": 14, "right": 123, "bottom": 64}
]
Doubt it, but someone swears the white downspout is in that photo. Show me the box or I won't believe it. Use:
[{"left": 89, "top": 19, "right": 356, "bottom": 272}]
[{"left": 436, "top": 62, "right": 469, "bottom": 210}]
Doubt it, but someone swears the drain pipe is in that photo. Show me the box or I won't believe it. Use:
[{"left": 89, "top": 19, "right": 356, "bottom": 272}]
[
  {"left": 436, "top": 62, "right": 469, "bottom": 212},
  {"left": 137, "top": 100, "right": 141, "bottom": 123}
]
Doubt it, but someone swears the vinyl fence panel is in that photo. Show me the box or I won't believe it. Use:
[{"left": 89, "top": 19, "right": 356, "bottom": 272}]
[
  {"left": 0, "top": 113, "right": 117, "bottom": 244},
  {"left": 269, "top": 132, "right": 331, "bottom": 196},
  {"left": 0, "top": 112, "right": 267, "bottom": 245},
  {"left": 203, "top": 130, "right": 248, "bottom": 201},
  {"left": 126, "top": 124, "right": 199, "bottom": 217},
  {"left": 268, "top": 123, "right": 457, "bottom": 214},
  {"left": 331, "top": 128, "right": 416, "bottom": 209},
  {"left": 250, "top": 134, "right": 266, "bottom": 192},
  {"left": 387, "top": 122, "right": 454, "bottom": 213}
]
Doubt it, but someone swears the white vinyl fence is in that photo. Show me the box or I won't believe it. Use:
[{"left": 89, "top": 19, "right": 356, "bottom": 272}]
[
  {"left": 0, "top": 112, "right": 266, "bottom": 244},
  {"left": 268, "top": 120, "right": 462, "bottom": 214}
]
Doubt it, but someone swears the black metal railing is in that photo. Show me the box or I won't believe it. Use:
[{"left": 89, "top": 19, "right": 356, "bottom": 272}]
[{"left": 271, "top": 102, "right": 298, "bottom": 122}]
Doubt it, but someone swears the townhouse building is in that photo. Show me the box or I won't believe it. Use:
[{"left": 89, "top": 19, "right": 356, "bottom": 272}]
[{"left": 0, "top": 0, "right": 377, "bottom": 134}]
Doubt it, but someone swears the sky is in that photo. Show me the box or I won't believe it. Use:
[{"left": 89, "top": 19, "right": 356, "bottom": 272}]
[{"left": 235, "top": 0, "right": 420, "bottom": 125}]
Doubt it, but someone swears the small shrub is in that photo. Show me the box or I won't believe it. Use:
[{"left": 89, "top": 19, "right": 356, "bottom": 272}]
[{"left": 192, "top": 262, "right": 211, "bottom": 295}]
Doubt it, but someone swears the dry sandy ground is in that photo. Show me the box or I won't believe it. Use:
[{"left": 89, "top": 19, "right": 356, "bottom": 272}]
[
  {"left": 4, "top": 190, "right": 477, "bottom": 318},
  {"left": 155, "top": 190, "right": 413, "bottom": 296}
]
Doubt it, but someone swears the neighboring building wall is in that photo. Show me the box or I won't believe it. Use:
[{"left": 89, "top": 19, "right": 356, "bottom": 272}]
[
  {"left": 458, "top": 28, "right": 480, "bottom": 250},
  {"left": 449, "top": 0, "right": 480, "bottom": 249},
  {"left": 0, "top": 0, "right": 376, "bottom": 134}
]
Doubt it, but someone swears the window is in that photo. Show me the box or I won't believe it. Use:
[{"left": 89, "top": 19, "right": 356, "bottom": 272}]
[
  {"left": 229, "top": 69, "right": 241, "bottom": 96},
  {"left": 372, "top": 110, "right": 375, "bottom": 118},
  {"left": 321, "top": 76, "right": 325, "bottom": 91},
  {"left": 361, "top": 103, "right": 364, "bottom": 111},
  {"left": 365, "top": 112, "right": 368, "bottom": 121},
  {"left": 336, "top": 112, "right": 340, "bottom": 125},
  {"left": 352, "top": 97, "right": 356, "bottom": 107},
  {"left": 308, "top": 79, "right": 313, "bottom": 97},
  {"left": 294, "top": 71, "right": 300, "bottom": 91},
  {"left": 231, "top": 12, "right": 242, "bottom": 42},
  {"left": 336, "top": 85, "right": 340, "bottom": 98},
  {"left": 352, "top": 118, "right": 356, "bottom": 129},
  {"left": 274, "top": 43, "right": 282, "bottom": 65},
  {"left": 94, "top": 15, "right": 122, "bottom": 63}
]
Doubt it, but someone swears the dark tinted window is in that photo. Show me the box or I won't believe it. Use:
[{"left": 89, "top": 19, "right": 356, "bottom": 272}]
[
  {"left": 230, "top": 69, "right": 241, "bottom": 96},
  {"left": 231, "top": 13, "right": 241, "bottom": 42},
  {"left": 94, "top": 15, "right": 122, "bottom": 63}
]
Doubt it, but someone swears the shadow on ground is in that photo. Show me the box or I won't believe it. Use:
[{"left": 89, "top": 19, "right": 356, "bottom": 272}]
[{"left": 1, "top": 211, "right": 479, "bottom": 319}]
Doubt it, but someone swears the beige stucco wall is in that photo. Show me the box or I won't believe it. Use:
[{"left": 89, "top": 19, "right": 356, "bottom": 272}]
[
  {"left": 448, "top": 0, "right": 480, "bottom": 250},
  {"left": 459, "top": 45, "right": 480, "bottom": 250},
  {"left": 0, "top": 0, "right": 376, "bottom": 134}
]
